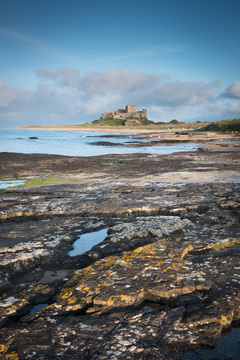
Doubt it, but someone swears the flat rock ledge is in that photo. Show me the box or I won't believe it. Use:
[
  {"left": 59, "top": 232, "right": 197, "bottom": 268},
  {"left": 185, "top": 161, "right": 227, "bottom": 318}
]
[{"left": 0, "top": 149, "right": 240, "bottom": 359}]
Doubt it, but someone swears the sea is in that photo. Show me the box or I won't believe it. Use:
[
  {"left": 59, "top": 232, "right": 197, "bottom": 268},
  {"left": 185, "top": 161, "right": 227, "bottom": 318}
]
[{"left": 0, "top": 128, "right": 199, "bottom": 157}]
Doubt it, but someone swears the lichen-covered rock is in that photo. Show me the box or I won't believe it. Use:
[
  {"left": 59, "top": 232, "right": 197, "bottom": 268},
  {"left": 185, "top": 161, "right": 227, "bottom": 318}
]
[
  {"left": 107, "top": 216, "right": 191, "bottom": 242},
  {"left": 87, "top": 216, "right": 192, "bottom": 258},
  {"left": 0, "top": 149, "right": 239, "bottom": 359},
  {"left": 0, "top": 284, "right": 54, "bottom": 327}
]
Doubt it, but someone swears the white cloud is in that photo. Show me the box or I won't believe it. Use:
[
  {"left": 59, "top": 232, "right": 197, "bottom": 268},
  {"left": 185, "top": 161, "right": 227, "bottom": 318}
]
[
  {"left": 127, "top": 80, "right": 216, "bottom": 107},
  {"left": 149, "top": 100, "right": 240, "bottom": 123},
  {"left": 36, "top": 68, "right": 162, "bottom": 94},
  {"left": 0, "top": 81, "right": 22, "bottom": 107},
  {"left": 223, "top": 82, "right": 240, "bottom": 99},
  {"left": 1, "top": 68, "right": 240, "bottom": 127},
  {"left": 36, "top": 67, "right": 217, "bottom": 106}
]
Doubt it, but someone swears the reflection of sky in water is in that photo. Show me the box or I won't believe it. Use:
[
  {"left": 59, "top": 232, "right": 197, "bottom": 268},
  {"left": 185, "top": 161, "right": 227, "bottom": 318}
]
[
  {"left": 29, "top": 303, "right": 48, "bottom": 314},
  {"left": 0, "top": 180, "right": 26, "bottom": 189},
  {"left": 182, "top": 328, "right": 240, "bottom": 360},
  {"left": 0, "top": 129, "right": 198, "bottom": 156},
  {"left": 68, "top": 228, "right": 108, "bottom": 256}
]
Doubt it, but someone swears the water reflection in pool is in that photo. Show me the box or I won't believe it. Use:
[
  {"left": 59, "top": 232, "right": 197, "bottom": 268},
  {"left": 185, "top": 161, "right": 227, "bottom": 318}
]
[
  {"left": 0, "top": 179, "right": 26, "bottom": 189},
  {"left": 182, "top": 327, "right": 240, "bottom": 360},
  {"left": 68, "top": 228, "right": 108, "bottom": 257},
  {"left": 29, "top": 303, "right": 48, "bottom": 314}
]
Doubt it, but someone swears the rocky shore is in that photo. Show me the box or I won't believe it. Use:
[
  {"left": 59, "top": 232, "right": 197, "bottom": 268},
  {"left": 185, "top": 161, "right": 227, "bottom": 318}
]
[{"left": 0, "top": 141, "right": 240, "bottom": 359}]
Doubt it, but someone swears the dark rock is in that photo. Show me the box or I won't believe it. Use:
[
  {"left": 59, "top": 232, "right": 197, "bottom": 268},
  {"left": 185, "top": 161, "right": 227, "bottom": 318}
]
[
  {"left": 0, "top": 148, "right": 239, "bottom": 359},
  {"left": 0, "top": 279, "right": 14, "bottom": 295}
]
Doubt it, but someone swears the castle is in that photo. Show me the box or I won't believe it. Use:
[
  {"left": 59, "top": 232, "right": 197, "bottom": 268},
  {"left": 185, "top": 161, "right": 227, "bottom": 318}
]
[{"left": 101, "top": 105, "right": 147, "bottom": 121}]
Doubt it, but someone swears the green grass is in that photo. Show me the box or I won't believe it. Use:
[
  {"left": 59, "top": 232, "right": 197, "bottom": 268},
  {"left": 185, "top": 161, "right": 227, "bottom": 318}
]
[
  {"left": 103, "top": 162, "right": 135, "bottom": 168},
  {"left": 91, "top": 118, "right": 126, "bottom": 126},
  {"left": 91, "top": 117, "right": 155, "bottom": 127},
  {"left": 211, "top": 238, "right": 240, "bottom": 251},
  {"left": 10, "top": 175, "right": 88, "bottom": 188},
  {"left": 201, "top": 118, "right": 240, "bottom": 132},
  {"left": 32, "top": 168, "right": 45, "bottom": 172},
  {"left": 19, "top": 120, "right": 209, "bottom": 131},
  {"left": 90, "top": 118, "right": 206, "bottom": 129}
]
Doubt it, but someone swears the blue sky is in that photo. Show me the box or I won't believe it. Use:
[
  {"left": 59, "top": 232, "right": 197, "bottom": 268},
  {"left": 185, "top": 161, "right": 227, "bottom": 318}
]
[{"left": 0, "top": 0, "right": 240, "bottom": 128}]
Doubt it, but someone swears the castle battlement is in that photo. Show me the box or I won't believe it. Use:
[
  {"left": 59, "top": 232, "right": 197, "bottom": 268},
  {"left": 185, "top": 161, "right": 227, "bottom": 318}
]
[{"left": 101, "top": 105, "right": 147, "bottom": 120}]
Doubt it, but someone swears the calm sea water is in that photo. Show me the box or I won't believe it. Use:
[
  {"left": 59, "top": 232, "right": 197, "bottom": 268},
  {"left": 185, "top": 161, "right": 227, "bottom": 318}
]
[{"left": 0, "top": 129, "right": 198, "bottom": 157}]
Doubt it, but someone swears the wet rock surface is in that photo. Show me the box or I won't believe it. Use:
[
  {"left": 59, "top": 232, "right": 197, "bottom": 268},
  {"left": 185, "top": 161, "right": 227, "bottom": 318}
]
[{"left": 0, "top": 147, "right": 240, "bottom": 359}]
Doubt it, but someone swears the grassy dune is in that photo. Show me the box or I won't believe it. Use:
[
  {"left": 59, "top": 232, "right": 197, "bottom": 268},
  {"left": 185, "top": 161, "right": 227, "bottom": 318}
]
[
  {"left": 200, "top": 118, "right": 240, "bottom": 132},
  {"left": 18, "top": 118, "right": 240, "bottom": 133}
]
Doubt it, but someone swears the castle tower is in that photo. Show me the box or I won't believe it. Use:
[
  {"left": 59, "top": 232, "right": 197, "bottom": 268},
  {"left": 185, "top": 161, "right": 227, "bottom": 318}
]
[{"left": 126, "top": 105, "right": 136, "bottom": 113}]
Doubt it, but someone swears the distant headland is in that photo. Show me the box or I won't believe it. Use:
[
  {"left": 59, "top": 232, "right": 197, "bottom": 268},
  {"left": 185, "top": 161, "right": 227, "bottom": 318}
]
[{"left": 18, "top": 104, "right": 240, "bottom": 133}]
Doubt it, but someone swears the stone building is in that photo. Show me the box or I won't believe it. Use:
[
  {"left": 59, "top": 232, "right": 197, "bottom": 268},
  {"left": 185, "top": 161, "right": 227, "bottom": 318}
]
[{"left": 101, "top": 105, "right": 147, "bottom": 120}]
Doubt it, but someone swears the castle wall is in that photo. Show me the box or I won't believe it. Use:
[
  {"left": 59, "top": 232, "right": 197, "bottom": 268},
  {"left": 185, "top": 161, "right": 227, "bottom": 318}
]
[{"left": 101, "top": 105, "right": 147, "bottom": 120}]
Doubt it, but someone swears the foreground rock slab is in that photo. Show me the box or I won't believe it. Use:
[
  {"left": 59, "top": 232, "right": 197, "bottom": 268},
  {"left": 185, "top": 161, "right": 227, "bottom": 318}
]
[{"left": 0, "top": 147, "right": 240, "bottom": 359}]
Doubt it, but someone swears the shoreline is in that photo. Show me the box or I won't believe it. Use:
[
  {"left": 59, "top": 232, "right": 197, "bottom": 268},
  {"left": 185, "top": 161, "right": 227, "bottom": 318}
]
[
  {"left": 17, "top": 125, "right": 201, "bottom": 133},
  {"left": 16, "top": 125, "right": 240, "bottom": 145},
  {"left": 17, "top": 126, "right": 173, "bottom": 133}
]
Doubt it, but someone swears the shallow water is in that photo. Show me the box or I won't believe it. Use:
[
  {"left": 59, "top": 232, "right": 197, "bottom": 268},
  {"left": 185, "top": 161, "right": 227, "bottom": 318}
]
[
  {"left": 0, "top": 179, "right": 26, "bottom": 189},
  {"left": 0, "top": 129, "right": 198, "bottom": 156},
  {"left": 68, "top": 228, "right": 108, "bottom": 256},
  {"left": 29, "top": 303, "right": 48, "bottom": 314},
  {"left": 182, "top": 328, "right": 240, "bottom": 360}
]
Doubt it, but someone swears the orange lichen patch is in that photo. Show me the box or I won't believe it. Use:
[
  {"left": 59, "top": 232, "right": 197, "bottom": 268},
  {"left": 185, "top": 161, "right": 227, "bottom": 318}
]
[
  {"left": 43, "top": 304, "right": 55, "bottom": 310},
  {"left": 175, "top": 237, "right": 182, "bottom": 242},
  {"left": 57, "top": 288, "right": 73, "bottom": 300},
  {"left": 35, "top": 284, "right": 48, "bottom": 290},
  {"left": 67, "top": 297, "right": 78, "bottom": 305},
  {"left": 219, "top": 311, "right": 234, "bottom": 327},
  {"left": 0, "top": 344, "right": 7, "bottom": 353},
  {"left": 219, "top": 201, "right": 238, "bottom": 208},
  {"left": 107, "top": 297, "right": 115, "bottom": 306},
  {"left": 180, "top": 245, "right": 193, "bottom": 260},
  {"left": 97, "top": 292, "right": 144, "bottom": 307},
  {"left": 5, "top": 352, "right": 19, "bottom": 360},
  {"left": 136, "top": 288, "right": 144, "bottom": 293},
  {"left": 120, "top": 294, "right": 135, "bottom": 303},
  {"left": 33, "top": 284, "right": 51, "bottom": 293},
  {"left": 220, "top": 315, "right": 228, "bottom": 325},
  {"left": 83, "top": 287, "right": 91, "bottom": 292},
  {"left": 53, "top": 237, "right": 197, "bottom": 310},
  {"left": 186, "top": 205, "right": 199, "bottom": 211},
  {"left": 75, "top": 285, "right": 84, "bottom": 291}
]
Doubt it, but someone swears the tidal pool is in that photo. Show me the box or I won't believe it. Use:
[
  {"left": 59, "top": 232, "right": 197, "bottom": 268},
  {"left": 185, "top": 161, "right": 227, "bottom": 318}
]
[
  {"left": 68, "top": 228, "right": 108, "bottom": 257},
  {"left": 0, "top": 179, "right": 26, "bottom": 189},
  {"left": 29, "top": 303, "right": 48, "bottom": 314},
  {"left": 182, "top": 327, "right": 240, "bottom": 360}
]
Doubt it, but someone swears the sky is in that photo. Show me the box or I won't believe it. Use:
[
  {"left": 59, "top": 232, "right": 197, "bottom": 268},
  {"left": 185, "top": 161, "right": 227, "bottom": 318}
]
[{"left": 0, "top": 0, "right": 240, "bottom": 128}]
